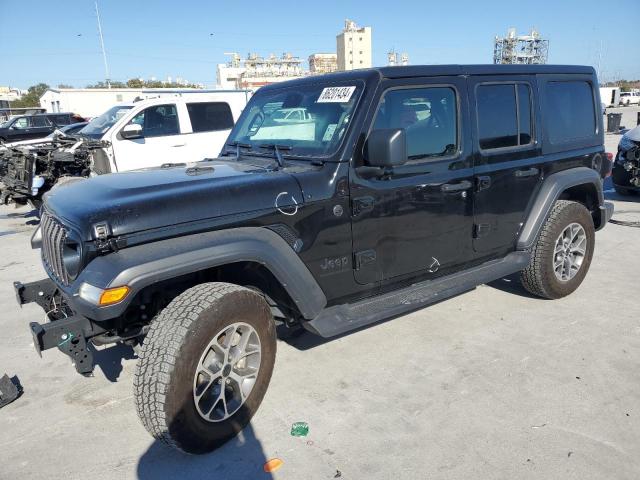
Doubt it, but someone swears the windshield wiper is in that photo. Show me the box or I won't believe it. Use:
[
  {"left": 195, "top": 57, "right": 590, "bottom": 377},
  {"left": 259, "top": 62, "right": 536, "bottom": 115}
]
[
  {"left": 225, "top": 141, "right": 252, "bottom": 161},
  {"left": 258, "top": 143, "right": 291, "bottom": 169}
]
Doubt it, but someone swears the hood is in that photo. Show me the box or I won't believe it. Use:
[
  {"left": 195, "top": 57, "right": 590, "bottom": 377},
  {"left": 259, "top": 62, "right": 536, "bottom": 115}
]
[{"left": 43, "top": 159, "right": 305, "bottom": 240}]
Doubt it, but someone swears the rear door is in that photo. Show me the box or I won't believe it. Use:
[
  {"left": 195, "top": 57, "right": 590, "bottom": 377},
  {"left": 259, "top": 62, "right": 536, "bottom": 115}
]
[
  {"left": 30, "top": 115, "right": 56, "bottom": 138},
  {"left": 111, "top": 103, "right": 182, "bottom": 171},
  {"left": 183, "top": 101, "right": 235, "bottom": 160},
  {"left": 350, "top": 76, "right": 474, "bottom": 286},
  {"left": 468, "top": 77, "right": 542, "bottom": 256}
]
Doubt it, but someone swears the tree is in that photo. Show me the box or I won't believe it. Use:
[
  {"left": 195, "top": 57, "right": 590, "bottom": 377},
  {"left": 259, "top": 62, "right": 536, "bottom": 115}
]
[
  {"left": 8, "top": 83, "right": 50, "bottom": 108},
  {"left": 126, "top": 78, "right": 143, "bottom": 88},
  {"left": 57, "top": 83, "right": 74, "bottom": 88}
]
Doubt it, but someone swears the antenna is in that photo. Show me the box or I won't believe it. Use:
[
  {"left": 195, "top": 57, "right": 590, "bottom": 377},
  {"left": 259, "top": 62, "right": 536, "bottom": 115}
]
[{"left": 95, "top": 1, "right": 111, "bottom": 88}]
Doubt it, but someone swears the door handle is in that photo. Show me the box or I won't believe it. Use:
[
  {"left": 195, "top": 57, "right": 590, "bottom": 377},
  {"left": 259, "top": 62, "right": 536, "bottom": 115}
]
[
  {"left": 171, "top": 143, "right": 186, "bottom": 147},
  {"left": 515, "top": 167, "right": 539, "bottom": 178},
  {"left": 441, "top": 180, "right": 472, "bottom": 193}
]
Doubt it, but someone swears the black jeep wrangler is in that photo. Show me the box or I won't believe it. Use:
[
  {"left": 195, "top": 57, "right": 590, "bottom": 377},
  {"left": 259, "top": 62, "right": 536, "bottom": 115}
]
[{"left": 15, "top": 65, "right": 613, "bottom": 454}]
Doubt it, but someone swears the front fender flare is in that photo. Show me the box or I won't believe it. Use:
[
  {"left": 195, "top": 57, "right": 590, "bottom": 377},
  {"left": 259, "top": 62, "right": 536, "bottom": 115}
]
[{"left": 72, "top": 227, "right": 327, "bottom": 321}]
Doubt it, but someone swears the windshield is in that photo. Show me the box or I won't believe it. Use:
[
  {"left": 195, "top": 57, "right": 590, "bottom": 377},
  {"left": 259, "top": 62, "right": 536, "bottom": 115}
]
[
  {"left": 225, "top": 83, "right": 363, "bottom": 158},
  {"left": 79, "top": 105, "right": 133, "bottom": 139}
]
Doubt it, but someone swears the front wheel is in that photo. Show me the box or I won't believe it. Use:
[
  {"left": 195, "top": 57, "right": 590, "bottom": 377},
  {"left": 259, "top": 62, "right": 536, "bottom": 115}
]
[
  {"left": 520, "top": 200, "right": 595, "bottom": 299},
  {"left": 134, "top": 282, "right": 276, "bottom": 454}
]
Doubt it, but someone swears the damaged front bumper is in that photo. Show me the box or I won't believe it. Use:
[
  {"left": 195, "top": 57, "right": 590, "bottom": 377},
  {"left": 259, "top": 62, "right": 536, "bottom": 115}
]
[{"left": 14, "top": 279, "right": 106, "bottom": 375}]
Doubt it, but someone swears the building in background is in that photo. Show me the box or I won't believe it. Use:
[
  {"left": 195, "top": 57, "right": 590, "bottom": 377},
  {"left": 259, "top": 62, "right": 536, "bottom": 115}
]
[
  {"left": 309, "top": 53, "right": 338, "bottom": 74},
  {"left": 493, "top": 28, "right": 549, "bottom": 65},
  {"left": 217, "top": 52, "right": 307, "bottom": 89},
  {"left": 39, "top": 87, "right": 200, "bottom": 118},
  {"left": 387, "top": 50, "right": 409, "bottom": 66},
  {"left": 336, "top": 19, "right": 372, "bottom": 71},
  {"left": 0, "top": 86, "right": 25, "bottom": 109}
]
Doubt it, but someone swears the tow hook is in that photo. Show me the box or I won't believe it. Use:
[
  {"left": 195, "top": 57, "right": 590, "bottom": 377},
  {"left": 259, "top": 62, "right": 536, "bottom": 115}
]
[{"left": 30, "top": 316, "right": 98, "bottom": 376}]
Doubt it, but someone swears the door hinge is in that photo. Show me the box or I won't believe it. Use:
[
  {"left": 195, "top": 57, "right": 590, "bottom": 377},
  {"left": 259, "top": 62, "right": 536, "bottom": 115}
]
[
  {"left": 354, "top": 249, "right": 376, "bottom": 270},
  {"left": 474, "top": 223, "right": 491, "bottom": 238}
]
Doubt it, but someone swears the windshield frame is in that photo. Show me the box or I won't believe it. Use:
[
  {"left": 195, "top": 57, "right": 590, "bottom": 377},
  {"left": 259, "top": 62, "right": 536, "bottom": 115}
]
[
  {"left": 224, "top": 79, "right": 366, "bottom": 161},
  {"left": 79, "top": 105, "right": 133, "bottom": 139}
]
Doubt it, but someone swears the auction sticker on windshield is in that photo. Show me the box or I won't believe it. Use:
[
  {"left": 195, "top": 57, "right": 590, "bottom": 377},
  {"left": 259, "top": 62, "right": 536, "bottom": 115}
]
[{"left": 317, "top": 86, "right": 356, "bottom": 103}]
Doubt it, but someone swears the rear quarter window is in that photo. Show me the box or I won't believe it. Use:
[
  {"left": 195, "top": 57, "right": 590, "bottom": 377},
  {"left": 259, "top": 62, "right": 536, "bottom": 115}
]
[
  {"left": 545, "top": 81, "right": 596, "bottom": 144},
  {"left": 187, "top": 102, "right": 234, "bottom": 132}
]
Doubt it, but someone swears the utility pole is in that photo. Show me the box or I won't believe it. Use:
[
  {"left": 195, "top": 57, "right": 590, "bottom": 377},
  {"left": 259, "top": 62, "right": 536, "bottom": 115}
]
[{"left": 95, "top": 1, "right": 111, "bottom": 88}]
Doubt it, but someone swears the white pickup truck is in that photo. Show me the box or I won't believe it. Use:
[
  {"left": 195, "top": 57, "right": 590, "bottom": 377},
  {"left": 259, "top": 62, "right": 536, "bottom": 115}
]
[
  {"left": 78, "top": 91, "right": 251, "bottom": 171},
  {"left": 0, "top": 91, "right": 251, "bottom": 206}
]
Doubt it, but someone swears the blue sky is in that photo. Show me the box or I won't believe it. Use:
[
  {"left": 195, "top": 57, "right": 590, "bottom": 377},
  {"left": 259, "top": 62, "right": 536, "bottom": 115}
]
[{"left": 1, "top": 0, "right": 638, "bottom": 89}]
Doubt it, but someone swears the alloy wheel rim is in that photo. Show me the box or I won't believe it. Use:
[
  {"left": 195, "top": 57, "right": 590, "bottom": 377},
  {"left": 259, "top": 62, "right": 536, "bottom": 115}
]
[
  {"left": 193, "top": 322, "right": 261, "bottom": 422},
  {"left": 552, "top": 222, "right": 587, "bottom": 282}
]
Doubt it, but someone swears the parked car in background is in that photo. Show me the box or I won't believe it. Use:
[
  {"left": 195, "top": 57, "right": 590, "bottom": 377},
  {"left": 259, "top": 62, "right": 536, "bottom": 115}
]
[
  {"left": 1, "top": 122, "right": 88, "bottom": 148},
  {"left": 0, "top": 91, "right": 250, "bottom": 206},
  {"left": 619, "top": 91, "right": 640, "bottom": 106},
  {"left": 0, "top": 113, "right": 85, "bottom": 143},
  {"left": 612, "top": 125, "right": 640, "bottom": 195}
]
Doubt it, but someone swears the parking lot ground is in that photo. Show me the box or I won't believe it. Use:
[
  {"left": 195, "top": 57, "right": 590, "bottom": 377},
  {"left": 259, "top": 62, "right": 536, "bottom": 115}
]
[{"left": 0, "top": 122, "right": 639, "bottom": 480}]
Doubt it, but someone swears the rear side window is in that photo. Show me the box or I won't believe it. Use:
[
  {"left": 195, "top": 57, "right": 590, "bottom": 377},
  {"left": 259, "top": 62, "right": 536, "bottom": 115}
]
[
  {"left": 48, "top": 114, "right": 71, "bottom": 126},
  {"left": 545, "top": 81, "right": 595, "bottom": 143},
  {"left": 31, "top": 116, "right": 52, "bottom": 127},
  {"left": 477, "top": 83, "right": 533, "bottom": 150},
  {"left": 187, "top": 102, "right": 234, "bottom": 133}
]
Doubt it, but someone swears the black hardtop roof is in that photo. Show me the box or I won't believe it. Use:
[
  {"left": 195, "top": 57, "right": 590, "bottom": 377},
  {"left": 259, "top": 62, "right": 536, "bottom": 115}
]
[{"left": 259, "top": 64, "right": 596, "bottom": 91}]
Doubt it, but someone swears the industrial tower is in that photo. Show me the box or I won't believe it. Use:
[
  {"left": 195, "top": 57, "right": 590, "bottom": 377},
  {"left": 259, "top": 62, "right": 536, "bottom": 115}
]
[{"left": 493, "top": 28, "right": 549, "bottom": 65}]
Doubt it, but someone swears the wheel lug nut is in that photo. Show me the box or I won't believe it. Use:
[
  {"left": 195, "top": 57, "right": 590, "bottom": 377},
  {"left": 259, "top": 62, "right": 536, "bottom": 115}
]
[{"left": 225, "top": 378, "right": 231, "bottom": 385}]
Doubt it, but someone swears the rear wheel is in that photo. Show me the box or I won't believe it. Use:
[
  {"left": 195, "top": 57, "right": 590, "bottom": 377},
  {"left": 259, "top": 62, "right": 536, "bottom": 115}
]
[
  {"left": 134, "top": 282, "right": 276, "bottom": 454},
  {"left": 520, "top": 200, "right": 595, "bottom": 299}
]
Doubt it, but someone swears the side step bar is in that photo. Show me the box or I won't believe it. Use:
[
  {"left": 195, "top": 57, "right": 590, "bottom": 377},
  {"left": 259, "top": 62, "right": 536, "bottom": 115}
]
[{"left": 304, "top": 251, "right": 530, "bottom": 338}]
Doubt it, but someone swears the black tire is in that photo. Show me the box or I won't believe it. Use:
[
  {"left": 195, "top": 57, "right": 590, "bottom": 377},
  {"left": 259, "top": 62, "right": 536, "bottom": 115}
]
[
  {"left": 134, "top": 282, "right": 276, "bottom": 454},
  {"left": 520, "top": 200, "right": 595, "bottom": 299},
  {"left": 614, "top": 184, "right": 635, "bottom": 196}
]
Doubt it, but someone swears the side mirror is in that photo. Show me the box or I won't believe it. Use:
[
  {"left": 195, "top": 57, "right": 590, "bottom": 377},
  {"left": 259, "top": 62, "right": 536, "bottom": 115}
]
[
  {"left": 121, "top": 123, "right": 143, "bottom": 140},
  {"left": 365, "top": 128, "right": 407, "bottom": 168}
]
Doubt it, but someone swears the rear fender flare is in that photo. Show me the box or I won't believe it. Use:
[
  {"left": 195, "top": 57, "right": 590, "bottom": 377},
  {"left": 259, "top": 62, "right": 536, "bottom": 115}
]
[{"left": 517, "top": 167, "right": 604, "bottom": 250}]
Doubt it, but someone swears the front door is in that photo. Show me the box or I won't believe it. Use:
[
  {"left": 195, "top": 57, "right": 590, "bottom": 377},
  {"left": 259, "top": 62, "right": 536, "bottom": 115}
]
[
  {"left": 350, "top": 77, "right": 474, "bottom": 286},
  {"left": 112, "top": 103, "right": 183, "bottom": 171},
  {"left": 468, "top": 77, "right": 542, "bottom": 255}
]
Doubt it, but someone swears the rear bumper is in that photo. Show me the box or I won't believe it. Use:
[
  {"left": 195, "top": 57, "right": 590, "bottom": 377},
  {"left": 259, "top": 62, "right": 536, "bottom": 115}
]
[{"left": 15, "top": 279, "right": 105, "bottom": 375}]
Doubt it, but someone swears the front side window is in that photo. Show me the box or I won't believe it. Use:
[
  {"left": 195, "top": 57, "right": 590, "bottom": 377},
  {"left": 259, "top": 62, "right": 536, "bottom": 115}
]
[
  {"left": 13, "top": 117, "right": 30, "bottom": 129},
  {"left": 80, "top": 105, "right": 133, "bottom": 139},
  {"left": 187, "top": 102, "right": 233, "bottom": 132},
  {"left": 545, "top": 81, "right": 595, "bottom": 144},
  {"left": 373, "top": 87, "right": 458, "bottom": 160},
  {"left": 127, "top": 104, "right": 180, "bottom": 138},
  {"left": 477, "top": 83, "right": 533, "bottom": 150},
  {"left": 226, "top": 83, "right": 363, "bottom": 158}
]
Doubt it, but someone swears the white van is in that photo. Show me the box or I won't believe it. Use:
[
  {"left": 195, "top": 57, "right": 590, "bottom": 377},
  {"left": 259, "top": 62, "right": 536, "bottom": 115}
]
[{"left": 78, "top": 91, "right": 251, "bottom": 172}]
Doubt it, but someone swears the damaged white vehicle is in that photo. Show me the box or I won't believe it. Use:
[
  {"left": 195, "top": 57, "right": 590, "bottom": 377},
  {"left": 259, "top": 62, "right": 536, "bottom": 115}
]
[{"left": 0, "top": 91, "right": 250, "bottom": 206}]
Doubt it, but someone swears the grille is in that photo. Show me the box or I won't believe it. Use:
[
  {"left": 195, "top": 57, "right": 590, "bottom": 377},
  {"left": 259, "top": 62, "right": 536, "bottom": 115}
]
[{"left": 41, "top": 211, "right": 70, "bottom": 286}]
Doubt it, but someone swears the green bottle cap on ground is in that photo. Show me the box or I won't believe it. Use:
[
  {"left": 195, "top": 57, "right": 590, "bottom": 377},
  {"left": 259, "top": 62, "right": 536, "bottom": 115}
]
[{"left": 290, "top": 421, "right": 309, "bottom": 437}]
